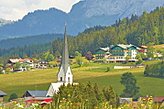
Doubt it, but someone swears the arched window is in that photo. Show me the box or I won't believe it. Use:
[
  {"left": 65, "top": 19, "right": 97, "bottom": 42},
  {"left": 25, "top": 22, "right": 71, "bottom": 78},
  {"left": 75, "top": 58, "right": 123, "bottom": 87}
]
[
  {"left": 60, "top": 77, "right": 62, "bottom": 81},
  {"left": 68, "top": 77, "right": 70, "bottom": 82}
]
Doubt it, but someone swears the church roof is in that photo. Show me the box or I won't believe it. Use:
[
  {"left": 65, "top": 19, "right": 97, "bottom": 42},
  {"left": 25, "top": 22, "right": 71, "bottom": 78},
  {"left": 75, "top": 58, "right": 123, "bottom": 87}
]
[
  {"left": 0, "top": 90, "right": 7, "bottom": 96},
  {"left": 61, "top": 25, "right": 70, "bottom": 74},
  {"left": 46, "top": 82, "right": 64, "bottom": 97}
]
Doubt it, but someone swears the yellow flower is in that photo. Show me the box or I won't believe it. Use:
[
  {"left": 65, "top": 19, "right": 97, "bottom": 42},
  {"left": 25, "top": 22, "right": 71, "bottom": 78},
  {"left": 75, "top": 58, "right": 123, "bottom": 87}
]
[{"left": 141, "top": 103, "right": 145, "bottom": 107}]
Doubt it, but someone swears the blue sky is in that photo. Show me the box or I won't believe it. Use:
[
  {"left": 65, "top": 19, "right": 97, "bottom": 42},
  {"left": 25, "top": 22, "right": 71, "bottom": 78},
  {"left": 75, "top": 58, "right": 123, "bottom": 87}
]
[{"left": 0, "top": 0, "right": 80, "bottom": 21}]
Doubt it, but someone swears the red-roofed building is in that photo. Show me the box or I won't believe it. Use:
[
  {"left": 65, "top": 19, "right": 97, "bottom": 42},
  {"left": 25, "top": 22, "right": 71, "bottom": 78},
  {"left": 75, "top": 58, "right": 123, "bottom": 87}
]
[{"left": 153, "top": 97, "right": 164, "bottom": 103}]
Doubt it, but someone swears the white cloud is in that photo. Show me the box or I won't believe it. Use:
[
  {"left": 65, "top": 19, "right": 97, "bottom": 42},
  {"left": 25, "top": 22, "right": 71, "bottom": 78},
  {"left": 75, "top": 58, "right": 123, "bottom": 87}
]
[{"left": 0, "top": 0, "right": 80, "bottom": 21}]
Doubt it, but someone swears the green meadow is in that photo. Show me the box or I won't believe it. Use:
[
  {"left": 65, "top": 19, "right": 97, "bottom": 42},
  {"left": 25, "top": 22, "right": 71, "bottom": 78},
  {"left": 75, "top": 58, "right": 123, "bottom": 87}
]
[{"left": 0, "top": 61, "right": 164, "bottom": 101}]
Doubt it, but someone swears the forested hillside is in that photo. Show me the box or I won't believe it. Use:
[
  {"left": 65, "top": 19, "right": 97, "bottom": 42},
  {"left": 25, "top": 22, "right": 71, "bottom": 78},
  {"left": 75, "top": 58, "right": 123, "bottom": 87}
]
[
  {"left": 0, "top": 33, "right": 62, "bottom": 49},
  {"left": 52, "top": 7, "right": 164, "bottom": 55},
  {"left": 0, "top": 43, "right": 52, "bottom": 58},
  {"left": 0, "top": 0, "right": 163, "bottom": 37},
  {"left": 0, "top": 7, "right": 163, "bottom": 58}
]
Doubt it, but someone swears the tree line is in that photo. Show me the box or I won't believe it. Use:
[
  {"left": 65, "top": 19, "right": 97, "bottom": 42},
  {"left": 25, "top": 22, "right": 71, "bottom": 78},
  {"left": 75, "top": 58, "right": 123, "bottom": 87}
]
[
  {"left": 144, "top": 61, "right": 164, "bottom": 78},
  {"left": 52, "top": 7, "right": 164, "bottom": 56},
  {"left": 0, "top": 7, "right": 163, "bottom": 59}
]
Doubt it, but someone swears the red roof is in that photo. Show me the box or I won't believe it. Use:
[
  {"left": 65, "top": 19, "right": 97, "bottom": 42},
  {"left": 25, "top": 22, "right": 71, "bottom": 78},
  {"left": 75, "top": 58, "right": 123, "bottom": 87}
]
[
  {"left": 153, "top": 97, "right": 164, "bottom": 103},
  {"left": 25, "top": 97, "right": 53, "bottom": 104}
]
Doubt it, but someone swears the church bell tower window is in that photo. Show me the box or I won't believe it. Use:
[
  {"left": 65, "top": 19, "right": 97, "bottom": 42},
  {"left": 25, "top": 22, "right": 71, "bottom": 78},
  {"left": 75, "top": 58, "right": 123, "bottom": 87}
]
[{"left": 60, "top": 77, "right": 62, "bottom": 81}]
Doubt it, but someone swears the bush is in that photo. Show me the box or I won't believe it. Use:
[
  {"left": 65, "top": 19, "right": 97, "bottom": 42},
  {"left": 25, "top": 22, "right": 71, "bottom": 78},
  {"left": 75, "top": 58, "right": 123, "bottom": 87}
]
[
  {"left": 144, "top": 61, "right": 164, "bottom": 78},
  {"left": 8, "top": 93, "right": 18, "bottom": 101},
  {"left": 53, "top": 83, "right": 119, "bottom": 109}
]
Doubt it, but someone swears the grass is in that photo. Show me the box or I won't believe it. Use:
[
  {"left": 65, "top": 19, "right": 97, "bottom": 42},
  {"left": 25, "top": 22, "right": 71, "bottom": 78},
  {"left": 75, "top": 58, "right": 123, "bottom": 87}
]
[
  {"left": 152, "top": 44, "right": 164, "bottom": 49},
  {"left": 0, "top": 62, "right": 164, "bottom": 101},
  {"left": 152, "top": 44, "right": 164, "bottom": 53}
]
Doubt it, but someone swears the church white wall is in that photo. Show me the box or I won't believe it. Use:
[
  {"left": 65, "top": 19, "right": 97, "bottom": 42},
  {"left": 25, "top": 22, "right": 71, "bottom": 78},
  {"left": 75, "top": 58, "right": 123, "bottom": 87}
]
[
  {"left": 65, "top": 66, "right": 73, "bottom": 84},
  {"left": 57, "top": 66, "right": 73, "bottom": 84}
]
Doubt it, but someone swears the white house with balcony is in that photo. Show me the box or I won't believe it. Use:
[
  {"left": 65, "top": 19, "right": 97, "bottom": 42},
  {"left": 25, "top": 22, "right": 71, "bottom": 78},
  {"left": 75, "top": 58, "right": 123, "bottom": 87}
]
[{"left": 107, "top": 44, "right": 140, "bottom": 62}]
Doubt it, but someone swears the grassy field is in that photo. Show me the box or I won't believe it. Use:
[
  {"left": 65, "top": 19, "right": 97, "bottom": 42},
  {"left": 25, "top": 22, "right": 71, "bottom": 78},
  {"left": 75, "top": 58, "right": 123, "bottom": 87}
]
[
  {"left": 152, "top": 44, "right": 164, "bottom": 53},
  {"left": 0, "top": 61, "right": 164, "bottom": 101}
]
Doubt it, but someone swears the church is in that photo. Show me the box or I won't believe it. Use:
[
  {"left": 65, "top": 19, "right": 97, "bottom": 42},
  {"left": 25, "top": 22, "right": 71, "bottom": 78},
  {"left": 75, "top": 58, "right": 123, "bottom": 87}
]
[{"left": 46, "top": 26, "right": 75, "bottom": 97}]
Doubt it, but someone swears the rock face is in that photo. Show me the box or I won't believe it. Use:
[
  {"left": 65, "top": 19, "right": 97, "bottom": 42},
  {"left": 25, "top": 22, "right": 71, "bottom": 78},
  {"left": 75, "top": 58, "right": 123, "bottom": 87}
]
[{"left": 0, "top": 0, "right": 163, "bottom": 39}]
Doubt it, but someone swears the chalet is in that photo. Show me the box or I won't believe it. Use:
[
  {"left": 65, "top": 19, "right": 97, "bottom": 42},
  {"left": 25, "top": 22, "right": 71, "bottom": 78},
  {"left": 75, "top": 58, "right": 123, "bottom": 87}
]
[
  {"left": 107, "top": 44, "right": 139, "bottom": 62},
  {"left": 0, "top": 90, "right": 7, "bottom": 102},
  {"left": 95, "top": 47, "right": 110, "bottom": 62}
]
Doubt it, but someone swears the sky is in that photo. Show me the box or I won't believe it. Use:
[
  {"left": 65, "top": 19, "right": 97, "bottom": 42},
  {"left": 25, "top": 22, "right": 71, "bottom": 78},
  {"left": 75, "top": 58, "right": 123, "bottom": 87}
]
[{"left": 0, "top": 0, "right": 80, "bottom": 21}]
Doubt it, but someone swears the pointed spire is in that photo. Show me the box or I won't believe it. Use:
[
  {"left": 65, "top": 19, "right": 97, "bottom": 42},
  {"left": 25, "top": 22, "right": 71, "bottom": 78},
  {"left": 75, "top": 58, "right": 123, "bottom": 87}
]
[{"left": 61, "top": 24, "right": 69, "bottom": 74}]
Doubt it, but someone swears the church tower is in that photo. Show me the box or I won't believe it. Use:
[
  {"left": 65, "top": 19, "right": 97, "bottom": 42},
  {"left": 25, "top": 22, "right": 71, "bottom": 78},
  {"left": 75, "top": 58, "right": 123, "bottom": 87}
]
[
  {"left": 57, "top": 25, "right": 73, "bottom": 84},
  {"left": 47, "top": 26, "right": 74, "bottom": 97}
]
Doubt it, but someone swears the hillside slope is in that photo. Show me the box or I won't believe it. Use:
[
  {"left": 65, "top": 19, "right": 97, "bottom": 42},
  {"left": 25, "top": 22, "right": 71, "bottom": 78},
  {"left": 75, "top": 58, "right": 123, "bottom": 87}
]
[
  {"left": 0, "top": 33, "right": 62, "bottom": 49},
  {"left": 52, "top": 7, "right": 164, "bottom": 55}
]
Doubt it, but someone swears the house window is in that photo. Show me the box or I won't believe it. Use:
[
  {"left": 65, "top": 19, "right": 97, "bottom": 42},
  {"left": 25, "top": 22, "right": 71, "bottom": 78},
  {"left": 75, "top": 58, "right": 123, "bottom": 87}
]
[
  {"left": 68, "top": 77, "right": 70, "bottom": 83},
  {"left": 60, "top": 77, "right": 62, "bottom": 81}
]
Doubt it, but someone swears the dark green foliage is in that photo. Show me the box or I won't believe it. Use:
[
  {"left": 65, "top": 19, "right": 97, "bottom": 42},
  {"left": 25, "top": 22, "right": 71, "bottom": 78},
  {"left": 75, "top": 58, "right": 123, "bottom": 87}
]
[
  {"left": 8, "top": 93, "right": 18, "bottom": 101},
  {"left": 0, "top": 34, "right": 60, "bottom": 58},
  {"left": 0, "top": 33, "right": 62, "bottom": 49},
  {"left": 75, "top": 51, "right": 83, "bottom": 67},
  {"left": 120, "top": 72, "right": 140, "bottom": 99},
  {"left": 0, "top": 43, "right": 52, "bottom": 58},
  {"left": 53, "top": 83, "right": 118, "bottom": 109},
  {"left": 144, "top": 61, "right": 164, "bottom": 78},
  {"left": 136, "top": 54, "right": 143, "bottom": 65}
]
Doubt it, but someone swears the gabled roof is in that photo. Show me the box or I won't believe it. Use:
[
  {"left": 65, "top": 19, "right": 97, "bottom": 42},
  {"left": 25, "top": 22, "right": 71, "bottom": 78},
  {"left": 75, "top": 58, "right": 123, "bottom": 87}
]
[
  {"left": 9, "top": 59, "right": 20, "bottom": 63},
  {"left": 100, "top": 47, "right": 110, "bottom": 51},
  {"left": 111, "top": 44, "right": 139, "bottom": 50},
  {"left": 0, "top": 90, "right": 7, "bottom": 96},
  {"left": 46, "top": 82, "right": 64, "bottom": 97},
  {"left": 95, "top": 49, "right": 106, "bottom": 54},
  {"left": 24, "top": 90, "right": 47, "bottom": 97},
  {"left": 60, "top": 25, "right": 70, "bottom": 74}
]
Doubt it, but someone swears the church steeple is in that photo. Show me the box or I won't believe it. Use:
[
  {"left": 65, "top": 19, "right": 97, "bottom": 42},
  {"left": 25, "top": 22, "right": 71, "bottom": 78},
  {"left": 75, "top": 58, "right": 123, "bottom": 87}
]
[
  {"left": 57, "top": 25, "right": 73, "bottom": 84},
  {"left": 47, "top": 25, "right": 74, "bottom": 97},
  {"left": 61, "top": 25, "right": 69, "bottom": 74}
]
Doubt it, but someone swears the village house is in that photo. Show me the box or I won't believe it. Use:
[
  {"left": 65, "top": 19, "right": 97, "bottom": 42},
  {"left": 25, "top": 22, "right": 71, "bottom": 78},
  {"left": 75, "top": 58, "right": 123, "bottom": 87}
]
[
  {"left": 95, "top": 44, "right": 145, "bottom": 63},
  {"left": 23, "top": 90, "right": 52, "bottom": 104},
  {"left": 138, "top": 45, "right": 148, "bottom": 54},
  {"left": 6, "top": 58, "right": 35, "bottom": 72},
  {"left": 95, "top": 47, "right": 110, "bottom": 62},
  {"left": 108, "top": 44, "right": 140, "bottom": 62},
  {"left": 0, "top": 90, "right": 7, "bottom": 102},
  {"left": 23, "top": 90, "right": 47, "bottom": 98}
]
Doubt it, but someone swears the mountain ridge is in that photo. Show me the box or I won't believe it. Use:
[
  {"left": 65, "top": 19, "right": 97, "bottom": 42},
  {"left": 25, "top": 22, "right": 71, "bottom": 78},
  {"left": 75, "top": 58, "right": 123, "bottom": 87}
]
[{"left": 0, "top": 0, "right": 163, "bottom": 39}]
